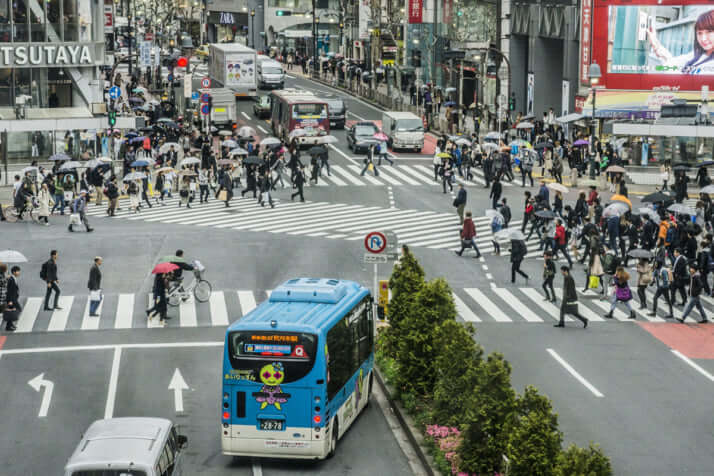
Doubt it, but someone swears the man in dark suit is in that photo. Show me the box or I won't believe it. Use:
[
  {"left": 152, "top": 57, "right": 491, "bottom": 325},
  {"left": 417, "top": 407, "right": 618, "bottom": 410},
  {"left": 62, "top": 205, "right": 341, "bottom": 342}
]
[
  {"left": 4, "top": 266, "right": 21, "bottom": 331},
  {"left": 454, "top": 184, "right": 467, "bottom": 224},
  {"left": 88, "top": 257, "right": 103, "bottom": 317},
  {"left": 555, "top": 266, "right": 588, "bottom": 328},
  {"left": 42, "top": 250, "right": 61, "bottom": 311},
  {"left": 671, "top": 248, "right": 688, "bottom": 306}
]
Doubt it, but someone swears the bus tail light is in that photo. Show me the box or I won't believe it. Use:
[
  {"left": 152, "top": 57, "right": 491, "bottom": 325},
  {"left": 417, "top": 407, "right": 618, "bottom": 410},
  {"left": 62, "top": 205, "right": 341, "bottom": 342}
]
[
  {"left": 313, "top": 415, "right": 322, "bottom": 424},
  {"left": 222, "top": 411, "right": 230, "bottom": 420}
]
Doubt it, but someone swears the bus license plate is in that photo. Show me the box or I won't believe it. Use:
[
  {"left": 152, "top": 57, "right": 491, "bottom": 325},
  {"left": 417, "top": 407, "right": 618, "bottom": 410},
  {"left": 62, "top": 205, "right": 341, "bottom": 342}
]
[{"left": 259, "top": 419, "right": 284, "bottom": 431}]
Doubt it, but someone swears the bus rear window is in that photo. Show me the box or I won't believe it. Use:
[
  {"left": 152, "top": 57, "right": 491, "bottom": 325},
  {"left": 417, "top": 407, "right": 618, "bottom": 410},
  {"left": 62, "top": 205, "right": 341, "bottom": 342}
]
[
  {"left": 293, "top": 103, "right": 327, "bottom": 119},
  {"left": 72, "top": 471, "right": 147, "bottom": 476},
  {"left": 228, "top": 332, "right": 318, "bottom": 383}
]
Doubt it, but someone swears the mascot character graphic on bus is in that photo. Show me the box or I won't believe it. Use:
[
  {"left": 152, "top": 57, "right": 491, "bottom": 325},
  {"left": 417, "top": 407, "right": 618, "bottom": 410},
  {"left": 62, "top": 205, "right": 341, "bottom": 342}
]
[{"left": 253, "top": 362, "right": 291, "bottom": 410}]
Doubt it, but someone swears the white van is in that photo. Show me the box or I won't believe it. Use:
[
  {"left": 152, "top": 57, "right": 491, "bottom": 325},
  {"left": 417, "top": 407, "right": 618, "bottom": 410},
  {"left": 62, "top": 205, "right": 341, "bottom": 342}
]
[
  {"left": 257, "top": 55, "right": 285, "bottom": 89},
  {"left": 64, "top": 417, "right": 188, "bottom": 476},
  {"left": 382, "top": 111, "right": 424, "bottom": 152}
]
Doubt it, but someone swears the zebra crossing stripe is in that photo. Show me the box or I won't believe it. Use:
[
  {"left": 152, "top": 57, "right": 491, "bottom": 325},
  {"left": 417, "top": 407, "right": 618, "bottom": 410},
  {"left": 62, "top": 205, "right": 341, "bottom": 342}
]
[
  {"left": 493, "top": 288, "right": 543, "bottom": 322},
  {"left": 323, "top": 173, "right": 347, "bottom": 186},
  {"left": 331, "top": 165, "right": 365, "bottom": 185},
  {"left": 379, "top": 167, "right": 420, "bottom": 186},
  {"left": 370, "top": 168, "right": 402, "bottom": 185},
  {"left": 47, "top": 296, "right": 74, "bottom": 332},
  {"left": 584, "top": 292, "right": 631, "bottom": 321},
  {"left": 179, "top": 296, "right": 198, "bottom": 327},
  {"left": 348, "top": 165, "right": 383, "bottom": 185},
  {"left": 337, "top": 210, "right": 436, "bottom": 233},
  {"left": 115, "top": 294, "right": 134, "bottom": 329},
  {"left": 520, "top": 287, "right": 573, "bottom": 322},
  {"left": 464, "top": 288, "right": 512, "bottom": 322},
  {"left": 268, "top": 206, "right": 385, "bottom": 234},
  {"left": 209, "top": 291, "right": 230, "bottom": 326},
  {"left": 238, "top": 291, "right": 257, "bottom": 316},
  {"left": 81, "top": 297, "right": 103, "bottom": 330},
  {"left": 452, "top": 292, "right": 481, "bottom": 322},
  {"left": 15, "top": 297, "right": 43, "bottom": 333},
  {"left": 249, "top": 204, "right": 368, "bottom": 232},
  {"left": 399, "top": 165, "right": 439, "bottom": 184}
]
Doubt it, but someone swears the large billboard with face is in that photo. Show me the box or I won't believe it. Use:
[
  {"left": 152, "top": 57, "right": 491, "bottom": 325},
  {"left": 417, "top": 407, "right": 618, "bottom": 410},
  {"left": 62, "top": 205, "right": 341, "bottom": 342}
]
[{"left": 589, "top": 0, "right": 714, "bottom": 90}]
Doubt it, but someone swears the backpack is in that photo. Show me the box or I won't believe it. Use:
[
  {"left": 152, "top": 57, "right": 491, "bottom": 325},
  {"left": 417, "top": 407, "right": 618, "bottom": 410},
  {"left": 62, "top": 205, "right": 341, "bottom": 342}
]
[
  {"left": 128, "top": 182, "right": 138, "bottom": 194},
  {"left": 665, "top": 226, "right": 675, "bottom": 244},
  {"left": 40, "top": 261, "right": 48, "bottom": 281},
  {"left": 602, "top": 253, "right": 619, "bottom": 275}
]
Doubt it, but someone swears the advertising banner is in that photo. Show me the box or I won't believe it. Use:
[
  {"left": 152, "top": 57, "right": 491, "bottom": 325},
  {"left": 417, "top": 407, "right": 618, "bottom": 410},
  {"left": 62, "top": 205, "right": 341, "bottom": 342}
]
[
  {"left": 561, "top": 80, "right": 570, "bottom": 137},
  {"left": 590, "top": 0, "right": 714, "bottom": 91},
  {"left": 409, "top": 0, "right": 423, "bottom": 24},
  {"left": 359, "top": 0, "right": 371, "bottom": 39},
  {"left": 224, "top": 53, "right": 255, "bottom": 87},
  {"left": 527, "top": 73, "right": 534, "bottom": 116},
  {"left": 139, "top": 41, "right": 151, "bottom": 68}
]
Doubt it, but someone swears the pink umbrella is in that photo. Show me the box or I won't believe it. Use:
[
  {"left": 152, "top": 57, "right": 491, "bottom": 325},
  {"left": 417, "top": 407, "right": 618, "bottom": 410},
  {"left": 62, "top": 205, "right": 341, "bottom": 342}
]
[
  {"left": 152, "top": 262, "right": 179, "bottom": 274},
  {"left": 373, "top": 132, "right": 389, "bottom": 141}
]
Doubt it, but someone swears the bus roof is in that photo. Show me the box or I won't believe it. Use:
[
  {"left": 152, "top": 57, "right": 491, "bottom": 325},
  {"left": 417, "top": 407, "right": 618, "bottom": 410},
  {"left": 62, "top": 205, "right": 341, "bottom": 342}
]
[
  {"left": 64, "top": 418, "right": 171, "bottom": 472},
  {"left": 271, "top": 88, "right": 326, "bottom": 104},
  {"left": 227, "top": 278, "right": 369, "bottom": 335}
]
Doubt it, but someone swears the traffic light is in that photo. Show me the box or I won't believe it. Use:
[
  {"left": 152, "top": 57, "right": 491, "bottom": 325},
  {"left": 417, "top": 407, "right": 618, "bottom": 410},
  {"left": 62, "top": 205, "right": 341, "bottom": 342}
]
[
  {"left": 457, "top": 10, "right": 463, "bottom": 16},
  {"left": 176, "top": 56, "right": 188, "bottom": 68},
  {"left": 108, "top": 110, "right": 116, "bottom": 126},
  {"left": 412, "top": 49, "right": 421, "bottom": 68},
  {"left": 276, "top": 10, "right": 291, "bottom": 16},
  {"left": 207, "top": 96, "right": 213, "bottom": 113},
  {"left": 509, "top": 92, "right": 516, "bottom": 111}
]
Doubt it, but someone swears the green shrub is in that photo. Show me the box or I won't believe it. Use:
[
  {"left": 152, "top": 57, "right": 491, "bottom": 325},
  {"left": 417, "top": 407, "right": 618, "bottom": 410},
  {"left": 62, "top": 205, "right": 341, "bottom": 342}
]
[
  {"left": 432, "top": 320, "right": 483, "bottom": 427},
  {"left": 555, "top": 443, "right": 613, "bottom": 476},
  {"left": 505, "top": 386, "right": 563, "bottom": 476},
  {"left": 458, "top": 352, "right": 517, "bottom": 475},
  {"left": 393, "top": 278, "right": 457, "bottom": 397}
]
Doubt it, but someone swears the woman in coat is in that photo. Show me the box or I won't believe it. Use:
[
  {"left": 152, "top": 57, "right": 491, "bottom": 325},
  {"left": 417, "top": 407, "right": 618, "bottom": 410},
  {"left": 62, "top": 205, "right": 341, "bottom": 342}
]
[
  {"left": 584, "top": 231, "right": 605, "bottom": 295},
  {"left": 218, "top": 170, "right": 233, "bottom": 207},
  {"left": 37, "top": 182, "right": 53, "bottom": 225},
  {"left": 510, "top": 238, "right": 529, "bottom": 284},
  {"left": 146, "top": 273, "right": 168, "bottom": 325},
  {"left": 178, "top": 176, "right": 192, "bottom": 208},
  {"left": 127, "top": 179, "right": 141, "bottom": 213},
  {"left": 605, "top": 266, "right": 636, "bottom": 319}
]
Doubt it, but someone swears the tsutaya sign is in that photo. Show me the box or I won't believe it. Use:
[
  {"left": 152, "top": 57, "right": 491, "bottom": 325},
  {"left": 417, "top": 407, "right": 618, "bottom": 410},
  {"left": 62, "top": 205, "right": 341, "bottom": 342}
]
[{"left": 0, "top": 43, "right": 97, "bottom": 68}]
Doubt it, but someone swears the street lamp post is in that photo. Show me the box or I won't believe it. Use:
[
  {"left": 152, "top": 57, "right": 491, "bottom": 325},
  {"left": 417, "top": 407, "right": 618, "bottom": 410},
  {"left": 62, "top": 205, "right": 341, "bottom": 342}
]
[
  {"left": 250, "top": 9, "right": 255, "bottom": 49},
  {"left": 314, "top": 17, "right": 320, "bottom": 78},
  {"left": 588, "top": 62, "right": 602, "bottom": 146}
]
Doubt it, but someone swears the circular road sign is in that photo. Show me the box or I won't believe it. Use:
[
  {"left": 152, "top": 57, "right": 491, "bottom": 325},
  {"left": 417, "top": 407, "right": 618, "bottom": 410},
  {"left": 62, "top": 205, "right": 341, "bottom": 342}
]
[
  {"left": 200, "top": 93, "right": 210, "bottom": 104},
  {"left": 201, "top": 104, "right": 210, "bottom": 115},
  {"left": 201, "top": 77, "right": 211, "bottom": 88},
  {"left": 109, "top": 86, "right": 121, "bottom": 99},
  {"left": 364, "top": 231, "right": 387, "bottom": 254}
]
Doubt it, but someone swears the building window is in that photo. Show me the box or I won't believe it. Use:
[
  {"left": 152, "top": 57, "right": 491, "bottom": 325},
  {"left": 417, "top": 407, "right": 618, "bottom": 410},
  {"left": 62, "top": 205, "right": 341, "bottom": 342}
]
[
  {"left": 63, "top": 0, "right": 78, "bottom": 41},
  {"left": 12, "top": 0, "right": 28, "bottom": 42},
  {"left": 47, "top": 0, "right": 61, "bottom": 41},
  {"left": 0, "top": 68, "right": 11, "bottom": 106},
  {"left": 30, "top": 1, "right": 45, "bottom": 41}
]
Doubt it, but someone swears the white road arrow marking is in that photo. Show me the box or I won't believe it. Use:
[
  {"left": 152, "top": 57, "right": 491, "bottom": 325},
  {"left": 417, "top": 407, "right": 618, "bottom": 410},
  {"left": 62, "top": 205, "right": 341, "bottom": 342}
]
[
  {"left": 28, "top": 373, "right": 54, "bottom": 418},
  {"left": 169, "top": 368, "right": 189, "bottom": 413}
]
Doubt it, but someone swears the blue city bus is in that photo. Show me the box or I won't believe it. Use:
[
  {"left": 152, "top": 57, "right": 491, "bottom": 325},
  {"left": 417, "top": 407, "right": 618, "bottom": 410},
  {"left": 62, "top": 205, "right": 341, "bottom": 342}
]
[{"left": 221, "top": 278, "right": 374, "bottom": 459}]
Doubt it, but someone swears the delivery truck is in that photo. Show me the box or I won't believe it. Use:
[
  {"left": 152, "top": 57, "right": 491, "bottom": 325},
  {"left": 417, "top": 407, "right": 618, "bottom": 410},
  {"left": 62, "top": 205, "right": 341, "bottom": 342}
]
[
  {"left": 200, "top": 87, "right": 238, "bottom": 128},
  {"left": 208, "top": 43, "right": 258, "bottom": 97}
]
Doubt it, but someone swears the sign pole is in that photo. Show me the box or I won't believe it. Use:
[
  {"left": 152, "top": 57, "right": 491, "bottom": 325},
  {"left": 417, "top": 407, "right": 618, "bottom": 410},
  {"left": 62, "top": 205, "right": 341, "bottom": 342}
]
[{"left": 373, "top": 261, "right": 378, "bottom": 331}]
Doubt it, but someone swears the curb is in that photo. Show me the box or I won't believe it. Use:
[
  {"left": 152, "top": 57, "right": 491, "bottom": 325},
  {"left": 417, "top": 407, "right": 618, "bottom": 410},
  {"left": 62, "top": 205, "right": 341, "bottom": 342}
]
[{"left": 374, "top": 366, "right": 439, "bottom": 476}]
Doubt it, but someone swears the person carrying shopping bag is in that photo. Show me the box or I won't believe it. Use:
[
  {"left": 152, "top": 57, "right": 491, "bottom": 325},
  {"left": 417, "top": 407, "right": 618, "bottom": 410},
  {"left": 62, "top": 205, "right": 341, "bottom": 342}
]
[{"left": 605, "top": 266, "right": 636, "bottom": 320}]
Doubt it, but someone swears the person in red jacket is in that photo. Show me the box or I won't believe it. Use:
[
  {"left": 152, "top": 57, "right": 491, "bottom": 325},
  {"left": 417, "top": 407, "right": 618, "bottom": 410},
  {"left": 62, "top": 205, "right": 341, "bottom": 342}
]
[
  {"left": 553, "top": 219, "right": 573, "bottom": 267},
  {"left": 455, "top": 211, "right": 482, "bottom": 258}
]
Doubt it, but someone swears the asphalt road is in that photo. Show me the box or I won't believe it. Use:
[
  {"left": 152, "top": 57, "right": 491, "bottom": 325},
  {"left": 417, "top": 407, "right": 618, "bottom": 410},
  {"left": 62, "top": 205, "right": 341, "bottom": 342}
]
[{"left": 1, "top": 75, "right": 713, "bottom": 475}]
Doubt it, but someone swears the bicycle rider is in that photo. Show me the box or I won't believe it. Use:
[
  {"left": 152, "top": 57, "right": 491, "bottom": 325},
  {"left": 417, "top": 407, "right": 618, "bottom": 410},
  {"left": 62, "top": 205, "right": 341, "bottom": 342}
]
[
  {"left": 13, "top": 172, "right": 34, "bottom": 220},
  {"left": 168, "top": 249, "right": 195, "bottom": 291}
]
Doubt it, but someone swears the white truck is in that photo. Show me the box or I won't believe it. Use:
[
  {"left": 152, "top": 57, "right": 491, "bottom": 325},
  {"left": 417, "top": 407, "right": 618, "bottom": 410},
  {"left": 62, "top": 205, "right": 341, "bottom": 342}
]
[
  {"left": 256, "top": 55, "right": 285, "bottom": 89},
  {"left": 200, "top": 87, "right": 238, "bottom": 128},
  {"left": 382, "top": 111, "right": 424, "bottom": 152},
  {"left": 208, "top": 43, "right": 258, "bottom": 97}
]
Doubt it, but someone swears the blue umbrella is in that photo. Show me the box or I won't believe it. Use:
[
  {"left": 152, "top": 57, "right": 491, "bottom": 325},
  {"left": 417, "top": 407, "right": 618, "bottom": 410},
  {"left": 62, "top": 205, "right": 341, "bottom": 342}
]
[
  {"left": 444, "top": 101, "right": 457, "bottom": 107},
  {"left": 49, "top": 153, "right": 71, "bottom": 161},
  {"left": 125, "top": 131, "right": 139, "bottom": 138},
  {"left": 129, "top": 136, "right": 146, "bottom": 144},
  {"left": 131, "top": 159, "right": 151, "bottom": 167}
]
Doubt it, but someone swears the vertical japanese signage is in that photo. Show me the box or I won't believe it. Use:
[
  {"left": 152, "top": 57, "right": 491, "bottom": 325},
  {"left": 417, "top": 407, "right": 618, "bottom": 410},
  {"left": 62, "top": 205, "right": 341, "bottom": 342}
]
[
  {"left": 359, "top": 0, "right": 370, "bottom": 39},
  {"left": 139, "top": 41, "right": 152, "bottom": 67},
  {"left": 579, "top": 0, "right": 592, "bottom": 86},
  {"left": 104, "top": 0, "right": 113, "bottom": 34},
  {"left": 527, "top": 73, "right": 534, "bottom": 116},
  {"left": 561, "top": 80, "right": 570, "bottom": 137},
  {"left": 443, "top": 0, "right": 453, "bottom": 24},
  {"left": 408, "top": 0, "right": 422, "bottom": 24}
]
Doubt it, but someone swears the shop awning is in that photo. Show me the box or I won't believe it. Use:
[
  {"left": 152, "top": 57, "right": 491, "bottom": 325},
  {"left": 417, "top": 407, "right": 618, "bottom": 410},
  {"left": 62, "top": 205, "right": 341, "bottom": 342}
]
[
  {"left": 279, "top": 30, "right": 313, "bottom": 38},
  {"left": 556, "top": 113, "right": 584, "bottom": 123}
]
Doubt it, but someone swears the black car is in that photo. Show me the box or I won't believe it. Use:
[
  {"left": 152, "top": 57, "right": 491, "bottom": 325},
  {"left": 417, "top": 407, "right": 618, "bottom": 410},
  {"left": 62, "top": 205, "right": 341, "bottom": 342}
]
[
  {"left": 253, "top": 95, "right": 271, "bottom": 119},
  {"left": 323, "top": 96, "right": 347, "bottom": 129},
  {"left": 346, "top": 122, "right": 379, "bottom": 153}
]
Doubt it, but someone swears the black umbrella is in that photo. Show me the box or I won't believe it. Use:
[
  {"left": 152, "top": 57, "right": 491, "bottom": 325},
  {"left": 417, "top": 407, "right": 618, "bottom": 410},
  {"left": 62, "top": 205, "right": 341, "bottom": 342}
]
[
  {"left": 673, "top": 165, "right": 690, "bottom": 172},
  {"left": 243, "top": 156, "right": 263, "bottom": 165},
  {"left": 534, "top": 142, "right": 553, "bottom": 150},
  {"left": 535, "top": 210, "right": 556, "bottom": 219},
  {"left": 627, "top": 249, "right": 653, "bottom": 259},
  {"left": 696, "top": 161, "right": 714, "bottom": 167},
  {"left": 641, "top": 191, "right": 671, "bottom": 203},
  {"left": 308, "top": 146, "right": 324, "bottom": 156}
]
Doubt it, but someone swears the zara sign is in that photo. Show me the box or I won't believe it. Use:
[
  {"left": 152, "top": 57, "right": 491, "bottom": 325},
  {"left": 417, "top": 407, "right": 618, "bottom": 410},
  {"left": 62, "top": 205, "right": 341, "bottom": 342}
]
[
  {"left": 219, "top": 12, "right": 235, "bottom": 24},
  {"left": 0, "top": 44, "right": 96, "bottom": 68}
]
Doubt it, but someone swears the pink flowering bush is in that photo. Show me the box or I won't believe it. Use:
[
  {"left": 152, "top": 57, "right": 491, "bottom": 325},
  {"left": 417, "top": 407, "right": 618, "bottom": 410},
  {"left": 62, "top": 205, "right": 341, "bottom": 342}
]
[{"left": 426, "top": 425, "right": 467, "bottom": 475}]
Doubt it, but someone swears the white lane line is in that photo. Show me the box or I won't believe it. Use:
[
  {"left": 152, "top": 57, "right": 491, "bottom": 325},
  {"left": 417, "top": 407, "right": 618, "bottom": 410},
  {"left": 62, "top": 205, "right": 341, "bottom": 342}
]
[
  {"left": 285, "top": 74, "right": 295, "bottom": 79},
  {"left": 399, "top": 165, "right": 439, "bottom": 184},
  {"left": 379, "top": 166, "right": 420, "bottom": 185},
  {"left": 115, "top": 294, "right": 134, "bottom": 329},
  {"left": 485, "top": 273, "right": 494, "bottom": 280},
  {"left": 464, "top": 288, "right": 512, "bottom": 322},
  {"left": 330, "top": 164, "right": 365, "bottom": 185},
  {"left": 179, "top": 296, "right": 197, "bottom": 327},
  {"left": 323, "top": 172, "right": 347, "bottom": 186},
  {"left": 81, "top": 296, "right": 104, "bottom": 330},
  {"left": 104, "top": 347, "right": 122, "bottom": 418},
  {"left": 238, "top": 291, "right": 257, "bottom": 316},
  {"left": 328, "top": 144, "right": 358, "bottom": 166},
  {"left": 546, "top": 348, "right": 604, "bottom": 398},
  {"left": 348, "top": 165, "right": 383, "bottom": 185},
  {"left": 209, "top": 291, "right": 230, "bottom": 326},
  {"left": 347, "top": 110, "right": 367, "bottom": 121},
  {"left": 252, "top": 458, "right": 263, "bottom": 476},
  {"left": 47, "top": 296, "right": 74, "bottom": 332},
  {"left": 15, "top": 297, "right": 43, "bottom": 333},
  {"left": 671, "top": 350, "right": 714, "bottom": 383},
  {"left": 241, "top": 111, "right": 250, "bottom": 120},
  {"left": 257, "top": 125, "right": 268, "bottom": 134},
  {"left": 452, "top": 292, "right": 481, "bottom": 322},
  {"left": 493, "top": 288, "right": 543, "bottom": 322},
  {"left": 520, "top": 287, "right": 572, "bottom": 322}
]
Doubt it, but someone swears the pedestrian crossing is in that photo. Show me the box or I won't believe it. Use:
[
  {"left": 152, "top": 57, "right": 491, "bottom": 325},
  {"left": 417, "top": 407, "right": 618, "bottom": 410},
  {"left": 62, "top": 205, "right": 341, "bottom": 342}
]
[
  {"left": 86, "top": 196, "right": 546, "bottom": 255},
  {"left": 4, "top": 285, "right": 705, "bottom": 335}
]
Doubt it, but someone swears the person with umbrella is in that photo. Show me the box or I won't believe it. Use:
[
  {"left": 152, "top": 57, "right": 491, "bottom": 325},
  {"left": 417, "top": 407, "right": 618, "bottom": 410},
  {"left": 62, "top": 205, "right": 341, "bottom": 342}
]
[
  {"left": 2, "top": 265, "right": 21, "bottom": 332},
  {"left": 554, "top": 266, "right": 589, "bottom": 328},
  {"left": 674, "top": 170, "right": 689, "bottom": 203},
  {"left": 240, "top": 165, "right": 257, "bottom": 199},
  {"left": 291, "top": 165, "right": 306, "bottom": 202},
  {"left": 218, "top": 167, "right": 234, "bottom": 207}
]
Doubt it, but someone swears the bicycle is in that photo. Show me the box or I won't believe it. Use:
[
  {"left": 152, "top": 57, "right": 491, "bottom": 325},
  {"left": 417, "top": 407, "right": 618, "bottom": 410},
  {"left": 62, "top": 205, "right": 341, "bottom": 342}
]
[
  {"left": 4, "top": 196, "right": 40, "bottom": 223},
  {"left": 167, "top": 260, "right": 212, "bottom": 306}
]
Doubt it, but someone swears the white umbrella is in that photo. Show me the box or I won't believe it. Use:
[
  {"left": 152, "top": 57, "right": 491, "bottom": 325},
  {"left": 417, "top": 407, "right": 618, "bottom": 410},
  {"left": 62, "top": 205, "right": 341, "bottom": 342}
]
[
  {"left": 123, "top": 172, "right": 146, "bottom": 182},
  {"left": 21, "top": 166, "right": 38, "bottom": 174},
  {"left": 667, "top": 203, "right": 695, "bottom": 216},
  {"left": 485, "top": 131, "right": 500, "bottom": 140},
  {"left": 0, "top": 250, "right": 28, "bottom": 263},
  {"left": 603, "top": 202, "right": 629, "bottom": 218},
  {"left": 261, "top": 137, "right": 281, "bottom": 146},
  {"left": 700, "top": 185, "right": 714, "bottom": 194},
  {"left": 229, "top": 147, "right": 249, "bottom": 156},
  {"left": 485, "top": 209, "right": 504, "bottom": 220},
  {"left": 237, "top": 126, "right": 256, "bottom": 138},
  {"left": 159, "top": 142, "right": 180, "bottom": 154},
  {"left": 288, "top": 129, "right": 308, "bottom": 139},
  {"left": 322, "top": 135, "right": 339, "bottom": 144},
  {"left": 218, "top": 130, "right": 234, "bottom": 137},
  {"left": 179, "top": 157, "right": 201, "bottom": 167},
  {"left": 454, "top": 137, "right": 471, "bottom": 146},
  {"left": 638, "top": 207, "right": 661, "bottom": 224},
  {"left": 86, "top": 158, "right": 112, "bottom": 168},
  {"left": 221, "top": 140, "right": 238, "bottom": 148},
  {"left": 482, "top": 143, "right": 499, "bottom": 153},
  {"left": 546, "top": 183, "right": 569, "bottom": 194},
  {"left": 516, "top": 121, "right": 534, "bottom": 129},
  {"left": 495, "top": 229, "right": 525, "bottom": 240},
  {"left": 59, "top": 161, "right": 82, "bottom": 170}
]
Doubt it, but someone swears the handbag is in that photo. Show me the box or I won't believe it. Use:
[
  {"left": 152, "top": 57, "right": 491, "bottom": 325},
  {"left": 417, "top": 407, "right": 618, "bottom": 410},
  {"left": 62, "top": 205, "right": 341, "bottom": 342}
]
[
  {"left": 615, "top": 285, "right": 632, "bottom": 301},
  {"left": 461, "top": 239, "right": 472, "bottom": 248},
  {"left": 218, "top": 190, "right": 228, "bottom": 201},
  {"left": 588, "top": 275, "right": 600, "bottom": 289},
  {"left": 63, "top": 191, "right": 73, "bottom": 202},
  {"left": 69, "top": 213, "right": 81, "bottom": 225},
  {"left": 89, "top": 289, "right": 102, "bottom": 302},
  {"left": 564, "top": 302, "right": 579, "bottom": 314}
]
